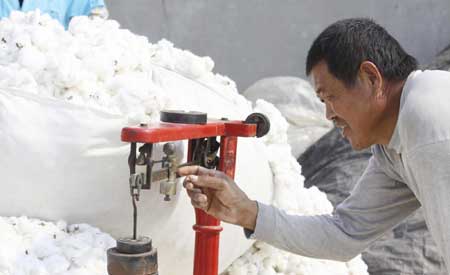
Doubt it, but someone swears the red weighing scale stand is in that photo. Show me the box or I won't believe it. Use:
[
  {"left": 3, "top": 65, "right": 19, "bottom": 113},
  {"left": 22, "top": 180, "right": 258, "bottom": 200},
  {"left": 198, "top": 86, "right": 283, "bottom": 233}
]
[{"left": 107, "top": 110, "right": 270, "bottom": 275}]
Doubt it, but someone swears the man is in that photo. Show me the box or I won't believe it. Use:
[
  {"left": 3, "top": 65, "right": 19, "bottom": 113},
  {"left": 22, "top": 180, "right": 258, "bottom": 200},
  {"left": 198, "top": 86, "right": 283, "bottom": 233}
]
[
  {"left": 178, "top": 18, "right": 450, "bottom": 268},
  {"left": 0, "top": 0, "right": 108, "bottom": 29}
]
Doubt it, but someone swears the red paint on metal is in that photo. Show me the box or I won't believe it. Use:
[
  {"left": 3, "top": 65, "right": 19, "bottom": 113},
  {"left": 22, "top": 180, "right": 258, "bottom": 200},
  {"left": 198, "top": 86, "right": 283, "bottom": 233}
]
[
  {"left": 218, "top": 136, "right": 238, "bottom": 179},
  {"left": 224, "top": 123, "right": 256, "bottom": 138},
  {"left": 121, "top": 121, "right": 256, "bottom": 143},
  {"left": 192, "top": 136, "right": 238, "bottom": 275},
  {"left": 192, "top": 208, "right": 222, "bottom": 275},
  {"left": 188, "top": 137, "right": 223, "bottom": 275}
]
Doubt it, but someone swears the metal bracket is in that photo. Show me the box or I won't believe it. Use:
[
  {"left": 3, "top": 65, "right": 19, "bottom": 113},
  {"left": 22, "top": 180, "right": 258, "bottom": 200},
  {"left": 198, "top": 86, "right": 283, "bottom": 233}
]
[{"left": 129, "top": 173, "right": 144, "bottom": 201}]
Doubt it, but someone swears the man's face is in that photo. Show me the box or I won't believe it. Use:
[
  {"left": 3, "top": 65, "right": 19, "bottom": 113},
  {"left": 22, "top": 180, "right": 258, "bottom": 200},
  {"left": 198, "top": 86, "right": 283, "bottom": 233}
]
[{"left": 310, "top": 61, "right": 381, "bottom": 150}]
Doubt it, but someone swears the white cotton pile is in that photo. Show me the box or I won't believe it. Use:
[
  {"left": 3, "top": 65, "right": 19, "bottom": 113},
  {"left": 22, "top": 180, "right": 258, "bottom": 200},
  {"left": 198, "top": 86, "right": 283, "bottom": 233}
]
[
  {"left": 243, "top": 77, "right": 333, "bottom": 158},
  {"left": 0, "top": 10, "right": 239, "bottom": 124},
  {"left": 0, "top": 10, "right": 368, "bottom": 275},
  {"left": 0, "top": 216, "right": 115, "bottom": 275},
  {"left": 226, "top": 242, "right": 367, "bottom": 275},
  {"left": 252, "top": 100, "right": 332, "bottom": 214},
  {"left": 223, "top": 100, "right": 368, "bottom": 275}
]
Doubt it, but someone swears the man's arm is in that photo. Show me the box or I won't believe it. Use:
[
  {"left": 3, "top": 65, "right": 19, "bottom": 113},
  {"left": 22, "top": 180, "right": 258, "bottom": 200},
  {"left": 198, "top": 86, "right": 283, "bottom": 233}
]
[
  {"left": 178, "top": 156, "right": 420, "bottom": 261},
  {"left": 249, "top": 156, "right": 420, "bottom": 261}
]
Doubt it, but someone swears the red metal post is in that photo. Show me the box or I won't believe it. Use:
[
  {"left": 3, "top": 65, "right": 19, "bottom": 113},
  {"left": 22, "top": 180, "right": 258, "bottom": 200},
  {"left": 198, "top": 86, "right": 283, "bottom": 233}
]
[
  {"left": 217, "top": 136, "right": 238, "bottom": 178},
  {"left": 192, "top": 136, "right": 238, "bottom": 275}
]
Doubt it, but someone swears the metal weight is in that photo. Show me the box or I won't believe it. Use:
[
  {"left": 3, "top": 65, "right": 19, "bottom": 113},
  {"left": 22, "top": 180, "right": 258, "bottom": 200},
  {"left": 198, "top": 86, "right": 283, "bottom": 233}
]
[
  {"left": 107, "top": 237, "right": 158, "bottom": 275},
  {"left": 160, "top": 110, "right": 207, "bottom": 124},
  {"left": 244, "top": 112, "right": 271, "bottom": 137}
]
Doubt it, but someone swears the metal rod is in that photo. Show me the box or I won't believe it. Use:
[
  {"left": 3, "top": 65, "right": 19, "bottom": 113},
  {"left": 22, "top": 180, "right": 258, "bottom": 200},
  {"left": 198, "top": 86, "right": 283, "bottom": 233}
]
[
  {"left": 132, "top": 196, "right": 137, "bottom": 240},
  {"left": 129, "top": 142, "right": 138, "bottom": 240},
  {"left": 129, "top": 143, "right": 136, "bottom": 174}
]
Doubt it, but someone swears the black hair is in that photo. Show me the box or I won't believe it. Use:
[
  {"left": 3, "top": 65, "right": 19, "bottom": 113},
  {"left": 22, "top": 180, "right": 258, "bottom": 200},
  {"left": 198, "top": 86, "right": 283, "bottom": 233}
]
[{"left": 306, "top": 18, "right": 418, "bottom": 86}]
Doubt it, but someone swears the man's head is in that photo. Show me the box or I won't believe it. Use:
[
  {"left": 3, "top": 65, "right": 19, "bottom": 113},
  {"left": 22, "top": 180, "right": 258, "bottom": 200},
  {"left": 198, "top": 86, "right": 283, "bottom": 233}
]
[{"left": 306, "top": 18, "right": 417, "bottom": 149}]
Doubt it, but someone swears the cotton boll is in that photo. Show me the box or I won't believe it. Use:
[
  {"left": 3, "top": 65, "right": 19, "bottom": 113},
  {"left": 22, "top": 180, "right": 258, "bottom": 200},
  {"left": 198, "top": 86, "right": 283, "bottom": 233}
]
[
  {"left": 60, "top": 234, "right": 93, "bottom": 261},
  {"left": 30, "top": 26, "right": 58, "bottom": 52},
  {"left": 30, "top": 233, "right": 61, "bottom": 259},
  {"left": 263, "top": 256, "right": 278, "bottom": 270},
  {"left": 102, "top": 19, "right": 121, "bottom": 32},
  {"left": 33, "top": 12, "right": 58, "bottom": 29},
  {"left": 0, "top": 18, "right": 15, "bottom": 37},
  {"left": 8, "top": 28, "right": 32, "bottom": 51},
  {"left": 42, "top": 254, "right": 70, "bottom": 274},
  {"left": 67, "top": 231, "right": 94, "bottom": 248},
  {"left": 111, "top": 91, "right": 146, "bottom": 120},
  {"left": 259, "top": 268, "right": 277, "bottom": 275},
  {"left": 106, "top": 71, "right": 151, "bottom": 96},
  {"left": 17, "top": 46, "right": 47, "bottom": 72},
  {"left": 90, "top": 90, "right": 115, "bottom": 109},
  {"left": 273, "top": 256, "right": 288, "bottom": 273},
  {"left": 149, "top": 39, "right": 177, "bottom": 70},
  {"left": 81, "top": 50, "right": 114, "bottom": 81},
  {"left": 246, "top": 264, "right": 259, "bottom": 275},
  {"left": 13, "top": 254, "right": 49, "bottom": 275},
  {"left": 70, "top": 249, "right": 98, "bottom": 268},
  {"left": 24, "top": 8, "right": 43, "bottom": 26},
  {"left": 0, "top": 220, "right": 24, "bottom": 271},
  {"left": 107, "top": 71, "right": 162, "bottom": 118},
  {"left": 0, "top": 65, "right": 17, "bottom": 85},
  {"left": 54, "top": 54, "right": 84, "bottom": 88},
  {"left": 68, "top": 16, "right": 92, "bottom": 37},
  {"left": 0, "top": 218, "right": 19, "bottom": 239},
  {"left": 9, "top": 10, "right": 27, "bottom": 24},
  {"left": 114, "top": 50, "right": 140, "bottom": 72},
  {"left": 62, "top": 90, "right": 85, "bottom": 105},
  {"left": 15, "top": 68, "right": 39, "bottom": 93},
  {"left": 14, "top": 216, "right": 42, "bottom": 236},
  {"left": 173, "top": 50, "right": 214, "bottom": 79}
]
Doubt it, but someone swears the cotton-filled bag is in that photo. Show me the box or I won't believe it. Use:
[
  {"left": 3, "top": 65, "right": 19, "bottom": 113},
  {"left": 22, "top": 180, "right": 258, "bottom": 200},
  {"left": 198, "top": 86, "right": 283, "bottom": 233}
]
[{"left": 0, "top": 65, "right": 274, "bottom": 274}]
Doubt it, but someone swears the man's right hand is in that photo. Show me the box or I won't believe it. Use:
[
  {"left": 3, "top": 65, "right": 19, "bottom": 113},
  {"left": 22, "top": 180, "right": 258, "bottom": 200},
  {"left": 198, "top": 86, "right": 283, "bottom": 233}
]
[{"left": 177, "top": 165, "right": 258, "bottom": 231}]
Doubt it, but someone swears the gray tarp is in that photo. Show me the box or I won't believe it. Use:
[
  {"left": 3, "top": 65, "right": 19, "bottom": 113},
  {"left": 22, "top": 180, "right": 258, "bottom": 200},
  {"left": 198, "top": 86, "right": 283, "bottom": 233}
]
[{"left": 298, "top": 45, "right": 450, "bottom": 274}]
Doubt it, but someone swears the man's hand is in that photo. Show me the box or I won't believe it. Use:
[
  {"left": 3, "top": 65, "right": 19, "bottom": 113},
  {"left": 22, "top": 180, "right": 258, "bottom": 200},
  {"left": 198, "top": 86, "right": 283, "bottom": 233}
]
[{"left": 177, "top": 165, "right": 257, "bottom": 231}]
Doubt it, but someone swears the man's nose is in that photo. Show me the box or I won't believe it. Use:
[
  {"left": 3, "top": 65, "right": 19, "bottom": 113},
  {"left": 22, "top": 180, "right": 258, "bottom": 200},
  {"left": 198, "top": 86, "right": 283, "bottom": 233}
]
[{"left": 325, "top": 102, "right": 336, "bottom": 121}]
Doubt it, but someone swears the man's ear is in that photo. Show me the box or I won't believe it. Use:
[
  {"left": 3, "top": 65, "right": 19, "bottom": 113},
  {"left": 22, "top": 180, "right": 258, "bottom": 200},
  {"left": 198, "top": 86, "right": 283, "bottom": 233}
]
[{"left": 359, "top": 61, "right": 383, "bottom": 94}]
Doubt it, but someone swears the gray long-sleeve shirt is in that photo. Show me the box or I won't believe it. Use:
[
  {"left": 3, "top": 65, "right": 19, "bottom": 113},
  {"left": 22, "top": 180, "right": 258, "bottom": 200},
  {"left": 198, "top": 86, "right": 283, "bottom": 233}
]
[{"left": 249, "top": 70, "right": 450, "bottom": 267}]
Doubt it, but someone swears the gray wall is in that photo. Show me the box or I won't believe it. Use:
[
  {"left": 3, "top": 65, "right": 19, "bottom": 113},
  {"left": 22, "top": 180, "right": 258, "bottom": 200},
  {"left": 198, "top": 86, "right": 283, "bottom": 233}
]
[{"left": 107, "top": 0, "right": 450, "bottom": 91}]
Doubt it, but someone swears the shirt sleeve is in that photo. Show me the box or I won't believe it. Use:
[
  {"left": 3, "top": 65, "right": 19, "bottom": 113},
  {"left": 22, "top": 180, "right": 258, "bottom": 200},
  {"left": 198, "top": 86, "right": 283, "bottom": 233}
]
[
  {"left": 404, "top": 140, "right": 450, "bottom": 267},
  {"left": 249, "top": 156, "right": 420, "bottom": 261}
]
